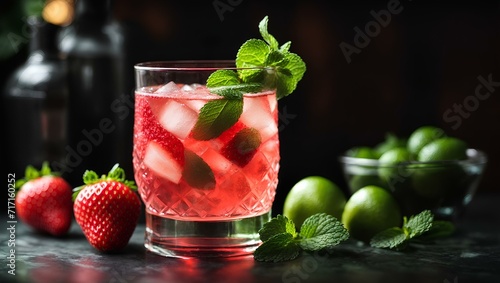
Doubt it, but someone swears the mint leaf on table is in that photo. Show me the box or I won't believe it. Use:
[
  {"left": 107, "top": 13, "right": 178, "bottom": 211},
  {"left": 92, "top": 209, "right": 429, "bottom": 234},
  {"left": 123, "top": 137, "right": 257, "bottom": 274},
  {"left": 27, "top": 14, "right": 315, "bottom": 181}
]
[
  {"left": 403, "top": 209, "right": 433, "bottom": 238},
  {"left": 254, "top": 215, "right": 299, "bottom": 262},
  {"left": 370, "top": 227, "right": 408, "bottom": 249},
  {"left": 369, "top": 210, "right": 454, "bottom": 250},
  {"left": 299, "top": 213, "right": 349, "bottom": 251},
  {"left": 259, "top": 214, "right": 297, "bottom": 242},
  {"left": 254, "top": 214, "right": 348, "bottom": 262},
  {"left": 417, "top": 220, "right": 456, "bottom": 241},
  {"left": 253, "top": 233, "right": 301, "bottom": 263}
]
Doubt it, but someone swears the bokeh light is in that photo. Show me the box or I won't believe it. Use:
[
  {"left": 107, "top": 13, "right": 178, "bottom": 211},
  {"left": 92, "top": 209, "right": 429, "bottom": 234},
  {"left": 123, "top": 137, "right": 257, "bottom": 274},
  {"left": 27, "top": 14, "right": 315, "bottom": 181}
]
[{"left": 42, "top": 0, "right": 74, "bottom": 26}]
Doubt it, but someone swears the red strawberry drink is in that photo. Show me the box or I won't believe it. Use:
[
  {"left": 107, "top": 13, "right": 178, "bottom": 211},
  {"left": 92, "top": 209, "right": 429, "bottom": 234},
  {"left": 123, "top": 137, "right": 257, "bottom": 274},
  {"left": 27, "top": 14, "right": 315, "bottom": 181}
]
[
  {"left": 134, "top": 84, "right": 279, "bottom": 219},
  {"left": 133, "top": 61, "right": 279, "bottom": 257}
]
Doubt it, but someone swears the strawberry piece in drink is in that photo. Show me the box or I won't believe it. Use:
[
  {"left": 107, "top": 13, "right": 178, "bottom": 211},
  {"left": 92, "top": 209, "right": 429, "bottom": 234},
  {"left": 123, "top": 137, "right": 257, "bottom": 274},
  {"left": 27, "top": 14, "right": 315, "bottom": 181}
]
[
  {"left": 221, "top": 127, "right": 262, "bottom": 167},
  {"left": 135, "top": 95, "right": 185, "bottom": 184},
  {"left": 134, "top": 95, "right": 184, "bottom": 165}
]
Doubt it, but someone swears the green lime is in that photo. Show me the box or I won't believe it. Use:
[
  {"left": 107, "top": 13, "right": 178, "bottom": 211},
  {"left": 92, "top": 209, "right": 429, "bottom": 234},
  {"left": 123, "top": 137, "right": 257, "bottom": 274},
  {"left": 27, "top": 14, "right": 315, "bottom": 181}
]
[
  {"left": 341, "top": 185, "right": 401, "bottom": 242},
  {"left": 412, "top": 137, "right": 468, "bottom": 199},
  {"left": 348, "top": 174, "right": 386, "bottom": 194},
  {"left": 417, "top": 137, "right": 467, "bottom": 162},
  {"left": 283, "top": 176, "right": 346, "bottom": 229},
  {"left": 345, "top": 146, "right": 378, "bottom": 159},
  {"left": 377, "top": 147, "right": 411, "bottom": 183},
  {"left": 373, "top": 133, "right": 407, "bottom": 158},
  {"left": 407, "top": 126, "right": 446, "bottom": 158}
]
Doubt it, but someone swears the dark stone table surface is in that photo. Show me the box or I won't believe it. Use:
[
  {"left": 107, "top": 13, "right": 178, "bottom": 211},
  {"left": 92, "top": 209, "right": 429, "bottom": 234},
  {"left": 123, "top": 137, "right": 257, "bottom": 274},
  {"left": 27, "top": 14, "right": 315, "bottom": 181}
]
[{"left": 1, "top": 193, "right": 499, "bottom": 283}]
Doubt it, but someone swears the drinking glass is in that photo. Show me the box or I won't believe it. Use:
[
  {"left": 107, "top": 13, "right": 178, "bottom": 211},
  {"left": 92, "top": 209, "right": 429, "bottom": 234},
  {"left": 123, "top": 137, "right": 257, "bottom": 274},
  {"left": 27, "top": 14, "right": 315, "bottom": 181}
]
[{"left": 133, "top": 61, "right": 279, "bottom": 258}]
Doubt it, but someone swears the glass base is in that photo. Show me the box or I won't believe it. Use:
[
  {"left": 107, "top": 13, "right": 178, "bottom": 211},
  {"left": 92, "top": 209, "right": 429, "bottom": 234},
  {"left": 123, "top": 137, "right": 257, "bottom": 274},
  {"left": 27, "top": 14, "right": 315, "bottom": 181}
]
[{"left": 144, "top": 211, "right": 271, "bottom": 258}]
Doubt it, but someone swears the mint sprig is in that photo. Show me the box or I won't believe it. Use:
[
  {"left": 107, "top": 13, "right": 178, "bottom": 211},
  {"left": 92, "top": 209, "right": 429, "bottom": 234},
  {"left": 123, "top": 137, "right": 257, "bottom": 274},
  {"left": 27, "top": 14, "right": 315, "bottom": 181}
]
[
  {"left": 236, "top": 16, "right": 306, "bottom": 99},
  {"left": 192, "top": 16, "right": 306, "bottom": 140},
  {"left": 370, "top": 210, "right": 455, "bottom": 250},
  {"left": 254, "top": 213, "right": 349, "bottom": 262}
]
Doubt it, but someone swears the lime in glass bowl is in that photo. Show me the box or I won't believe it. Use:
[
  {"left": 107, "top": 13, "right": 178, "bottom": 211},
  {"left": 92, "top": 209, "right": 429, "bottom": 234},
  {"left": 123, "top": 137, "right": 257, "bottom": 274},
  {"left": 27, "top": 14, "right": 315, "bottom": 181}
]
[{"left": 339, "top": 149, "right": 487, "bottom": 220}]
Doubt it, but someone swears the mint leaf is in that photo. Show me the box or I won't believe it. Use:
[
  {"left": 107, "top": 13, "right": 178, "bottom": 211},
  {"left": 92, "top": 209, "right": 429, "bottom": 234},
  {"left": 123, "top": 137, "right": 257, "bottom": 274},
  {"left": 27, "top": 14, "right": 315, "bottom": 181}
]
[
  {"left": 299, "top": 213, "right": 349, "bottom": 251},
  {"left": 403, "top": 210, "right": 434, "bottom": 238},
  {"left": 418, "top": 220, "right": 455, "bottom": 241},
  {"left": 254, "top": 213, "right": 348, "bottom": 262},
  {"left": 207, "top": 70, "right": 241, "bottom": 87},
  {"left": 280, "top": 41, "right": 291, "bottom": 53},
  {"left": 265, "top": 51, "right": 288, "bottom": 67},
  {"left": 254, "top": 233, "right": 301, "bottom": 262},
  {"left": 278, "top": 52, "right": 306, "bottom": 98},
  {"left": 236, "top": 39, "right": 269, "bottom": 69},
  {"left": 209, "top": 84, "right": 263, "bottom": 99},
  {"left": 258, "top": 16, "right": 279, "bottom": 50},
  {"left": 370, "top": 227, "right": 408, "bottom": 249},
  {"left": 182, "top": 150, "right": 215, "bottom": 189},
  {"left": 203, "top": 70, "right": 262, "bottom": 136},
  {"left": 207, "top": 69, "right": 264, "bottom": 98},
  {"left": 259, "top": 215, "right": 297, "bottom": 242},
  {"left": 191, "top": 99, "right": 243, "bottom": 140},
  {"left": 370, "top": 210, "right": 453, "bottom": 250}
]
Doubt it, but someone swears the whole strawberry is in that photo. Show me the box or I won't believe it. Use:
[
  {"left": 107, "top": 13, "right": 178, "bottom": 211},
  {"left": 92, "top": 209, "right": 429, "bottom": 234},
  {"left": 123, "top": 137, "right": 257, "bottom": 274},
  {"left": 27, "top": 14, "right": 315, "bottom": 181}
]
[
  {"left": 73, "top": 164, "right": 141, "bottom": 252},
  {"left": 15, "top": 162, "right": 73, "bottom": 236}
]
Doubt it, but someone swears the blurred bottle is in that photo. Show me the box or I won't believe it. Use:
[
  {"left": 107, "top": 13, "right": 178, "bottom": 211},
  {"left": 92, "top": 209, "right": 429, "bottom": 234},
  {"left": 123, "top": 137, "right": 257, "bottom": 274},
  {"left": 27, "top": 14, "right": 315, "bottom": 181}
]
[
  {"left": 58, "top": 0, "right": 133, "bottom": 186},
  {"left": 2, "top": 16, "right": 68, "bottom": 177}
]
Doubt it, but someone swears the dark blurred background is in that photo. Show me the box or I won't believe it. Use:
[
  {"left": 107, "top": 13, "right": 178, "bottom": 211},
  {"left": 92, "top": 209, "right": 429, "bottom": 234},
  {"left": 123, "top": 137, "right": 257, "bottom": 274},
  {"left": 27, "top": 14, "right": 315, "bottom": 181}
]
[{"left": 1, "top": 0, "right": 499, "bottom": 215}]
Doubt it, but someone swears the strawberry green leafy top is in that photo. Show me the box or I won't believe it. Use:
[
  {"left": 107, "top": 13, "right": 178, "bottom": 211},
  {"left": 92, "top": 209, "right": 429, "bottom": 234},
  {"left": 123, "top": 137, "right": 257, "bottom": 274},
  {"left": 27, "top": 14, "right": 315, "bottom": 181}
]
[
  {"left": 15, "top": 161, "right": 58, "bottom": 190},
  {"left": 191, "top": 16, "right": 306, "bottom": 140},
  {"left": 72, "top": 164, "right": 137, "bottom": 200}
]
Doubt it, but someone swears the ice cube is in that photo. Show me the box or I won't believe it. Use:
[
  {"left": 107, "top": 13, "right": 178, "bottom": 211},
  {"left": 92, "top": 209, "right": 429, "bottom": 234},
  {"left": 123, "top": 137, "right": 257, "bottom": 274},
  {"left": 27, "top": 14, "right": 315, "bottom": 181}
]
[
  {"left": 200, "top": 147, "right": 234, "bottom": 174},
  {"left": 181, "top": 83, "right": 203, "bottom": 92},
  {"left": 158, "top": 100, "right": 198, "bottom": 140},
  {"left": 240, "top": 95, "right": 278, "bottom": 142},
  {"left": 183, "top": 99, "right": 206, "bottom": 112},
  {"left": 267, "top": 93, "right": 278, "bottom": 113},
  {"left": 155, "top": 81, "right": 181, "bottom": 94},
  {"left": 143, "top": 141, "right": 183, "bottom": 184},
  {"left": 181, "top": 84, "right": 194, "bottom": 92}
]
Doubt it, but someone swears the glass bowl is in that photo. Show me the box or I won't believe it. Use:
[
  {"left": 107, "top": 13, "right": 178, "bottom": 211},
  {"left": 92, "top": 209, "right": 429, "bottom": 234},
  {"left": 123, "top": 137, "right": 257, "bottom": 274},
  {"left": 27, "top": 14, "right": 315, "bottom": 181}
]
[{"left": 339, "top": 149, "right": 487, "bottom": 220}]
